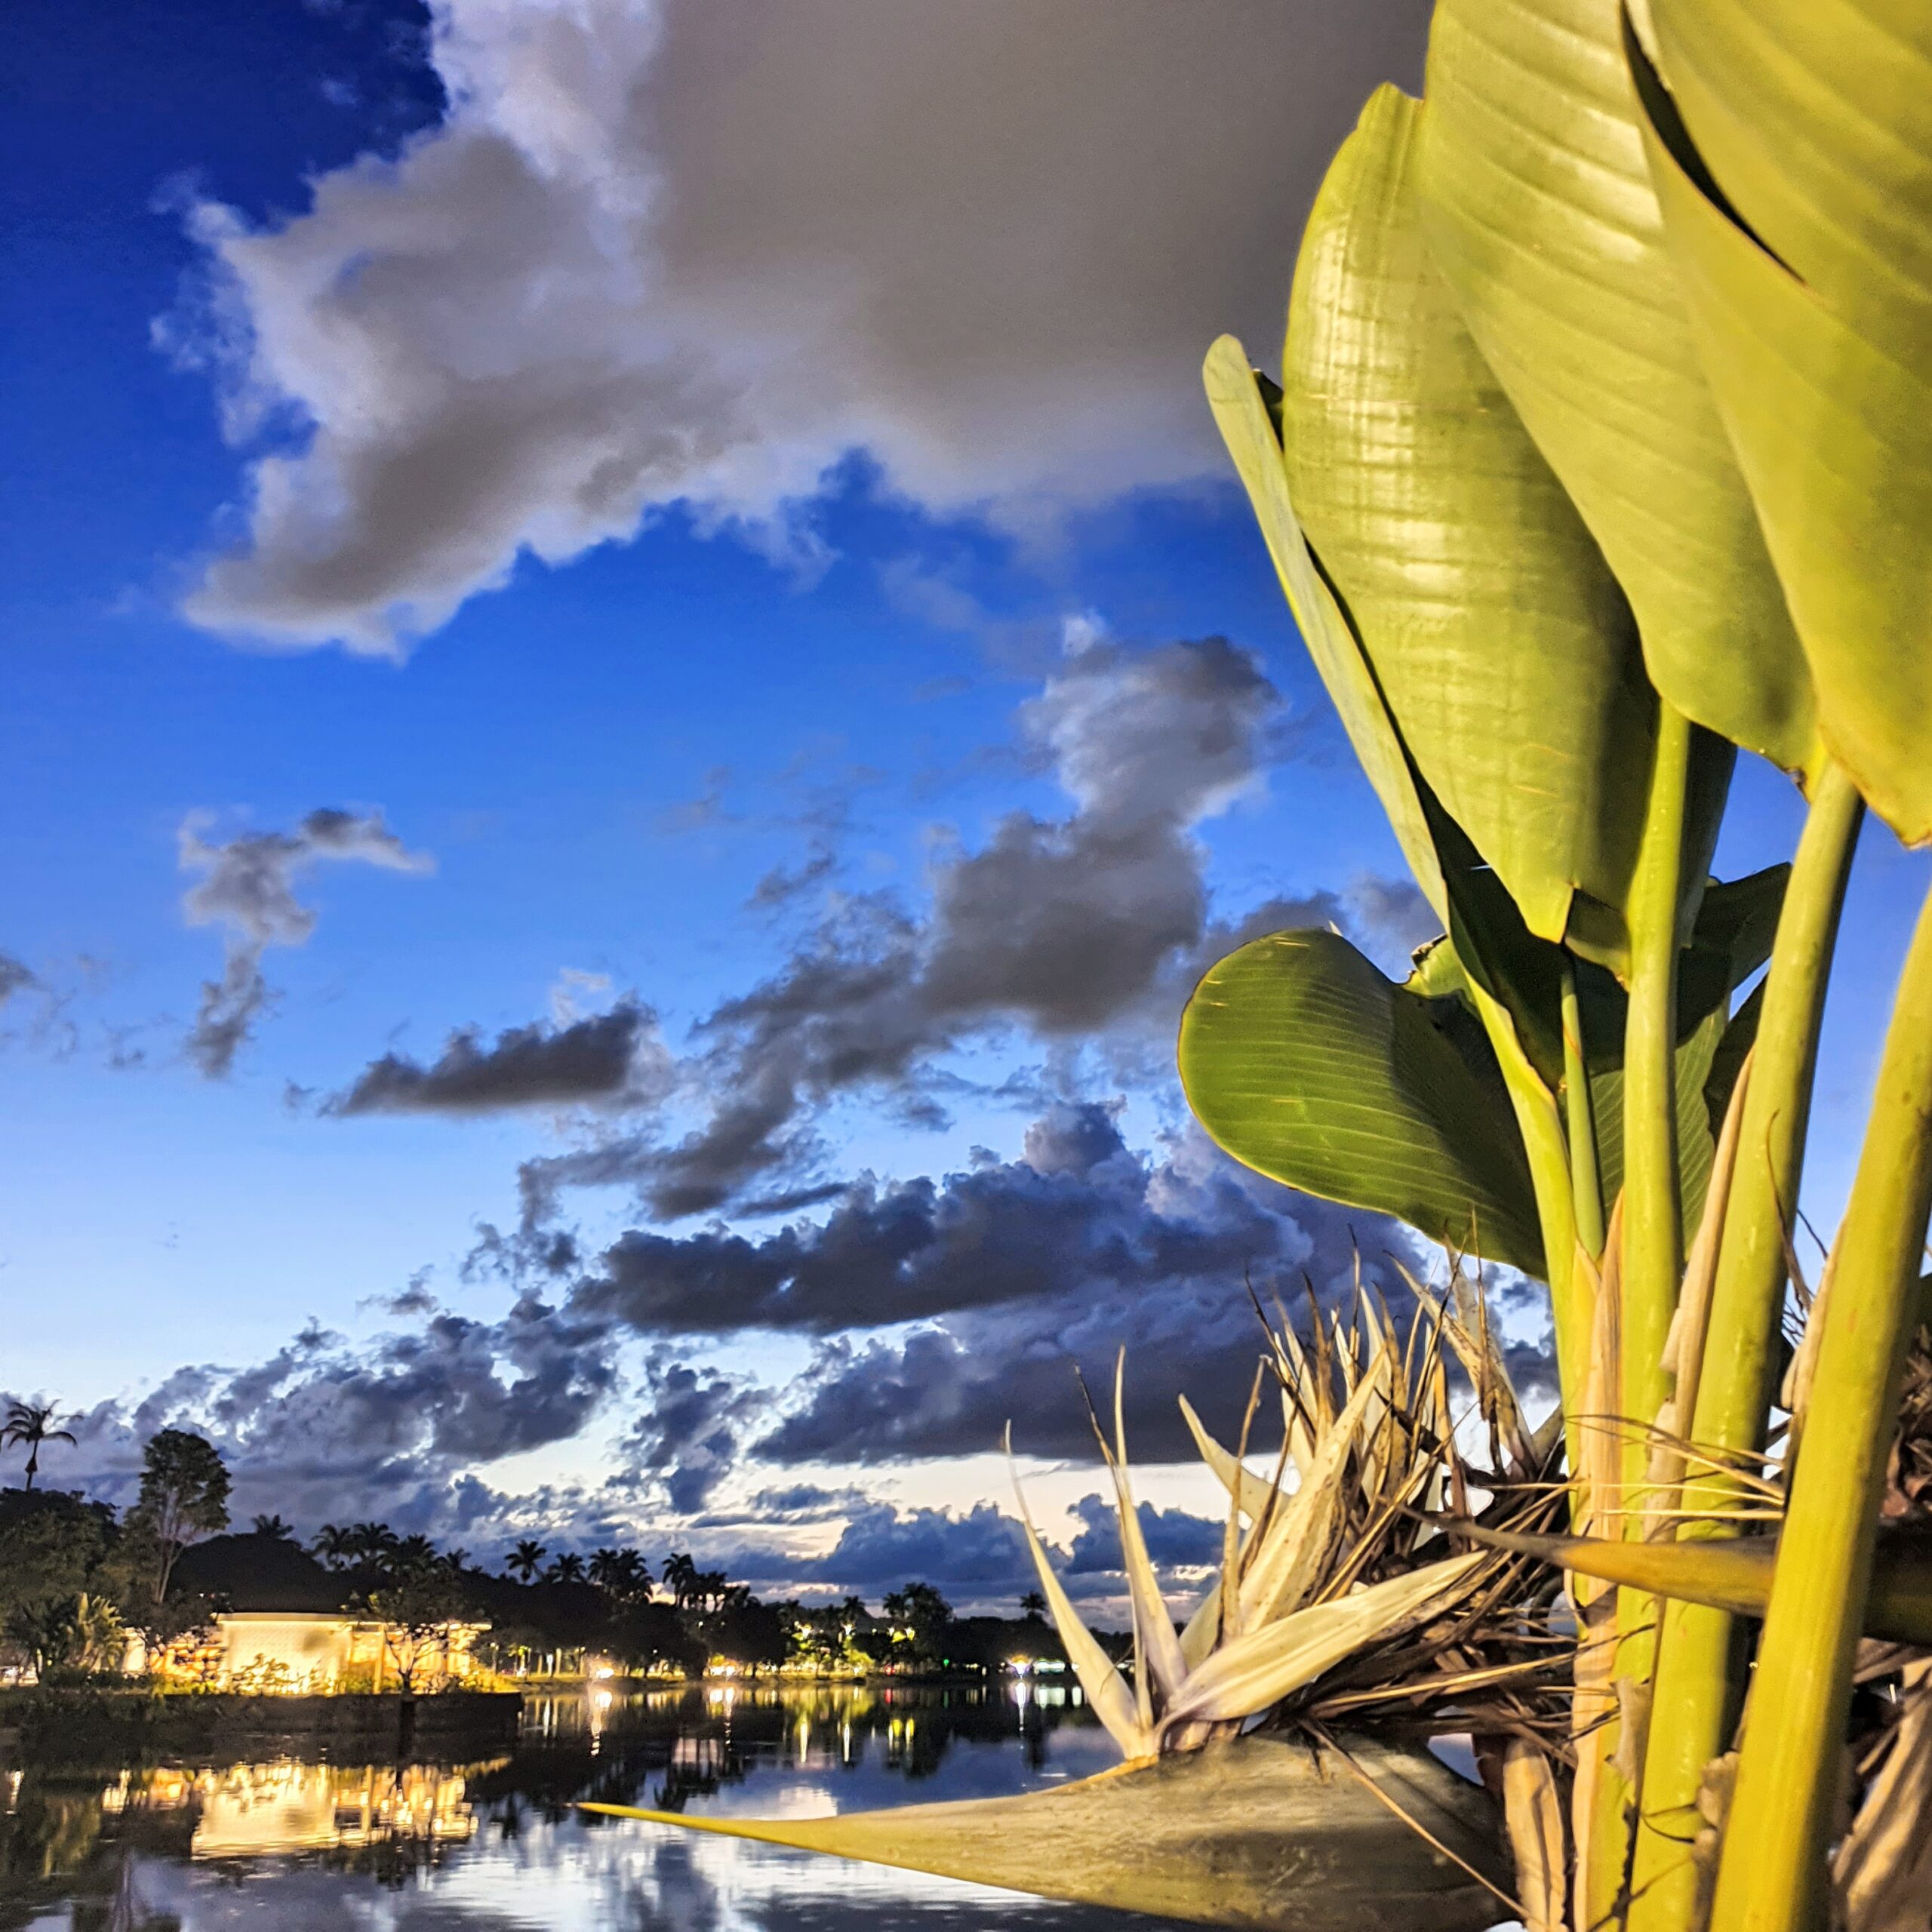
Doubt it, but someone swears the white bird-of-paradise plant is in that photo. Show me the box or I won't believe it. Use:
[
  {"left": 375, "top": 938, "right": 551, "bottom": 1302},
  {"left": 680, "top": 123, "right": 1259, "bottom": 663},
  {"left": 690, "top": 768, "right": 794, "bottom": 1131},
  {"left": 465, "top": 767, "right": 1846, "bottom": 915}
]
[{"left": 584, "top": 1282, "right": 1572, "bottom": 1932}]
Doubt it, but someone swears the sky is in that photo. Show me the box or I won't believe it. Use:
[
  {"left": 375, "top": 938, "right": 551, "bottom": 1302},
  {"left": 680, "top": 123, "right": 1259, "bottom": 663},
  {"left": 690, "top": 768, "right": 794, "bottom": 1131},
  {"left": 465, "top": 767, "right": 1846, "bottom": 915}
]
[{"left": 3, "top": 0, "right": 1927, "bottom": 1614}]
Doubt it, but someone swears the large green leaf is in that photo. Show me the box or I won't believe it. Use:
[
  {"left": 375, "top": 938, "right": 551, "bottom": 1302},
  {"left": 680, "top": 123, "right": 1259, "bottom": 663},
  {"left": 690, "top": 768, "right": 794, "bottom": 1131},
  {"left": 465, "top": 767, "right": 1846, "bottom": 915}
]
[
  {"left": 1633, "top": 11, "right": 1932, "bottom": 841},
  {"left": 1281, "top": 85, "right": 1656, "bottom": 947},
  {"left": 1179, "top": 928, "right": 1545, "bottom": 1276},
  {"left": 1201, "top": 339, "right": 1446, "bottom": 922},
  {"left": 1417, "top": 0, "right": 1819, "bottom": 780},
  {"left": 583, "top": 1735, "right": 1510, "bottom": 1932}
]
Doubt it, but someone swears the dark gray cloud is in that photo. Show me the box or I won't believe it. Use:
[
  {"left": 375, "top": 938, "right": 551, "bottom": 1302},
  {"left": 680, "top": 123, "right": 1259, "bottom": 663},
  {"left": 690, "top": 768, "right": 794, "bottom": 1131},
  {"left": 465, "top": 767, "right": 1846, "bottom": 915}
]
[
  {"left": 574, "top": 1100, "right": 1322, "bottom": 1343},
  {"left": 179, "top": 807, "right": 432, "bottom": 1076},
  {"left": 521, "top": 636, "right": 1348, "bottom": 1222},
  {"left": 1063, "top": 1493, "right": 1223, "bottom": 1577},
  {"left": 324, "top": 1000, "right": 667, "bottom": 1115},
  {"left": 748, "top": 843, "right": 838, "bottom": 911},
  {"left": 749, "top": 1118, "right": 1422, "bottom": 1467},
  {"left": 46, "top": 1291, "right": 618, "bottom": 1532},
  {"left": 170, "top": 0, "right": 1432, "bottom": 651},
  {"left": 804, "top": 1500, "right": 1029, "bottom": 1595},
  {"left": 0, "top": 954, "right": 35, "bottom": 1004},
  {"left": 558, "top": 1099, "right": 1430, "bottom": 1479},
  {"left": 624, "top": 1355, "right": 768, "bottom": 1515}
]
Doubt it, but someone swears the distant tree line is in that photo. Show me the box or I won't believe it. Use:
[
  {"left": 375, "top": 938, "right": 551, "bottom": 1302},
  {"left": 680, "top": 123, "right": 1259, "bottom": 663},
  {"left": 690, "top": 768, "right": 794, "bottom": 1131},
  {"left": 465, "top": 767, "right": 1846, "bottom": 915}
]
[{"left": 0, "top": 1415, "right": 1071, "bottom": 1687}]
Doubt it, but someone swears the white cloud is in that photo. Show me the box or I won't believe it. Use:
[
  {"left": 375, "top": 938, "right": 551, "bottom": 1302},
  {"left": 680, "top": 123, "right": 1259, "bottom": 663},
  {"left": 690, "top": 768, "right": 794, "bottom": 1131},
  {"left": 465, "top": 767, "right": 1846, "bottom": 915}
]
[{"left": 171, "top": 0, "right": 1430, "bottom": 653}]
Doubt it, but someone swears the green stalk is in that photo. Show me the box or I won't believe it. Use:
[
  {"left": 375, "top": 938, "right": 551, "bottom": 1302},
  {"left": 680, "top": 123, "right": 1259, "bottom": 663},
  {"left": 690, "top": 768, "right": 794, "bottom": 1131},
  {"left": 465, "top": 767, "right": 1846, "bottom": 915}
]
[
  {"left": 1709, "top": 875, "right": 1932, "bottom": 1932},
  {"left": 1629, "top": 760, "right": 1863, "bottom": 1930},
  {"left": 1561, "top": 954, "right": 1607, "bottom": 1260},
  {"left": 1621, "top": 705, "right": 1694, "bottom": 1532},
  {"left": 1467, "top": 977, "right": 1583, "bottom": 1434}
]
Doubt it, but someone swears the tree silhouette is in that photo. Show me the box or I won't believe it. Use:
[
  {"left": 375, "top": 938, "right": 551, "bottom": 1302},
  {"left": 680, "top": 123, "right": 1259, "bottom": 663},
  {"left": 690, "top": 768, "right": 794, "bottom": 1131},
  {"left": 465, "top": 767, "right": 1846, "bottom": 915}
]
[
  {"left": 1019, "top": 1589, "right": 1048, "bottom": 1617},
  {"left": 2, "top": 1401, "right": 75, "bottom": 1491},
  {"left": 127, "top": 1428, "right": 229, "bottom": 1605},
  {"left": 392, "top": 1532, "right": 438, "bottom": 1571},
  {"left": 251, "top": 1512, "right": 294, "bottom": 1540},
  {"left": 662, "top": 1551, "right": 700, "bottom": 1608},
  {"left": 546, "top": 1552, "right": 586, "bottom": 1585},
  {"left": 346, "top": 1521, "right": 399, "bottom": 1566},
  {"left": 312, "top": 1524, "right": 355, "bottom": 1568},
  {"left": 506, "top": 1539, "right": 546, "bottom": 1583},
  {"left": 588, "top": 1546, "right": 651, "bottom": 1599}
]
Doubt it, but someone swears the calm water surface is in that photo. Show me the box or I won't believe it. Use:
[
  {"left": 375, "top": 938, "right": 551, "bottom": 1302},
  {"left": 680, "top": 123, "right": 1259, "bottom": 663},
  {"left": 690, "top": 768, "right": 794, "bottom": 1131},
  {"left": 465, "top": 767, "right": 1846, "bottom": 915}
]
[{"left": 2, "top": 1683, "right": 1200, "bottom": 1930}]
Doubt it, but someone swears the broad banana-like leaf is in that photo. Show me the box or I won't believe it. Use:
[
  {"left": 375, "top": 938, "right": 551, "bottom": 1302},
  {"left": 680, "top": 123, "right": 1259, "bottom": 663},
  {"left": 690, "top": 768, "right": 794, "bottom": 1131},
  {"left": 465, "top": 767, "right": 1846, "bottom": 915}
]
[
  {"left": 1281, "top": 85, "right": 1654, "bottom": 946},
  {"left": 582, "top": 1735, "right": 1510, "bottom": 1932},
  {"left": 1417, "top": 0, "right": 1820, "bottom": 780},
  {"left": 1180, "top": 928, "right": 1545, "bottom": 1276},
  {"left": 1202, "top": 337, "right": 1447, "bottom": 921},
  {"left": 1632, "top": 11, "right": 1932, "bottom": 842},
  {"left": 1466, "top": 1524, "right": 1932, "bottom": 1645}
]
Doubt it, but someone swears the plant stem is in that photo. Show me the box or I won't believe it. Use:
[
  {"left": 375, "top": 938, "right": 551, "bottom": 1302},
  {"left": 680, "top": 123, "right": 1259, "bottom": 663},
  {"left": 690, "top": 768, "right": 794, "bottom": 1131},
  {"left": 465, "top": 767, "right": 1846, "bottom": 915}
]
[
  {"left": 1562, "top": 955, "right": 1607, "bottom": 1260},
  {"left": 1709, "top": 874, "right": 1932, "bottom": 1932},
  {"left": 1468, "top": 977, "right": 1583, "bottom": 1438},
  {"left": 1621, "top": 706, "right": 1693, "bottom": 1531},
  {"left": 1629, "top": 760, "right": 1863, "bottom": 1930}
]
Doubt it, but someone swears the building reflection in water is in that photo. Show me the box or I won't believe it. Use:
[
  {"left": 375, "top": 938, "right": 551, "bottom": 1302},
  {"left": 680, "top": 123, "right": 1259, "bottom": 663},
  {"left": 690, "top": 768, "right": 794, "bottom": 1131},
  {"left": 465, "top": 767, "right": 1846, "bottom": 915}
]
[
  {"left": 2, "top": 1681, "right": 1129, "bottom": 1929},
  {"left": 97, "top": 1759, "right": 508, "bottom": 1859}
]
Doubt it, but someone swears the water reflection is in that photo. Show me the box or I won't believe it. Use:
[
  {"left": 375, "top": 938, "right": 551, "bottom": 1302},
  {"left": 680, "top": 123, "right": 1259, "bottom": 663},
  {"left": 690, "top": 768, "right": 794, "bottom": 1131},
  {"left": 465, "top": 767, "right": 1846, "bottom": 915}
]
[{"left": 1, "top": 1684, "right": 1188, "bottom": 1930}]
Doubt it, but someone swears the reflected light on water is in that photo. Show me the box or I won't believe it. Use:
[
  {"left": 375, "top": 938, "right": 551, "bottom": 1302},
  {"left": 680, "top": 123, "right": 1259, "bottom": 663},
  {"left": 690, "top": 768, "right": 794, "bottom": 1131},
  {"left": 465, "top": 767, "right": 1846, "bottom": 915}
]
[{"left": 1, "top": 1681, "right": 1186, "bottom": 1930}]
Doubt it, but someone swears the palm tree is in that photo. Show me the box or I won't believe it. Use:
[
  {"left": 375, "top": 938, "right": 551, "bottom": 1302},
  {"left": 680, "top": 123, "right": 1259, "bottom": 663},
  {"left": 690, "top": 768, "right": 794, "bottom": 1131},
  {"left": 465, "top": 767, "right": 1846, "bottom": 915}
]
[
  {"left": 2, "top": 1400, "right": 75, "bottom": 1491},
  {"left": 506, "top": 1539, "right": 546, "bottom": 1583},
  {"left": 393, "top": 1532, "right": 438, "bottom": 1571},
  {"left": 662, "top": 1551, "right": 699, "bottom": 1609},
  {"left": 312, "top": 1524, "right": 355, "bottom": 1569},
  {"left": 1019, "top": 1589, "right": 1048, "bottom": 1618},
  {"left": 546, "top": 1552, "right": 586, "bottom": 1585},
  {"left": 347, "top": 1521, "right": 398, "bottom": 1566},
  {"left": 252, "top": 1512, "right": 294, "bottom": 1540},
  {"left": 588, "top": 1546, "right": 623, "bottom": 1590}
]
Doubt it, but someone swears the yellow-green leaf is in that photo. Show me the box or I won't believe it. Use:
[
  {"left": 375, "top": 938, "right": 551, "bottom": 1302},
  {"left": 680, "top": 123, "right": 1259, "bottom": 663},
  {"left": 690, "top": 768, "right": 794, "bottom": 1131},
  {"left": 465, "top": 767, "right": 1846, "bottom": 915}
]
[
  {"left": 1201, "top": 338, "right": 1446, "bottom": 922},
  {"left": 1417, "top": 0, "right": 1819, "bottom": 779},
  {"left": 1466, "top": 1524, "right": 1932, "bottom": 1645},
  {"left": 1281, "top": 85, "right": 1655, "bottom": 944},
  {"left": 1633, "top": 14, "right": 1932, "bottom": 841},
  {"left": 1180, "top": 928, "right": 1545, "bottom": 1276}
]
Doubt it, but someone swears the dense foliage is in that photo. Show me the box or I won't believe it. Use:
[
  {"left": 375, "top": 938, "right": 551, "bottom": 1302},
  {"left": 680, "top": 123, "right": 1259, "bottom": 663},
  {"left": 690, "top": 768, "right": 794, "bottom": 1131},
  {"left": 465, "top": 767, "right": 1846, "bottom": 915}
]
[{"left": 0, "top": 1427, "right": 1065, "bottom": 1686}]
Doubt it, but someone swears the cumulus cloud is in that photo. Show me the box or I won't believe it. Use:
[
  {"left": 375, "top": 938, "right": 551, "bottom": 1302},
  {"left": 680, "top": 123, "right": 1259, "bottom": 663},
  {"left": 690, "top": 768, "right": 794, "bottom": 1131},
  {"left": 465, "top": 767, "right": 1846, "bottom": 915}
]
[
  {"left": 179, "top": 807, "right": 432, "bottom": 1076},
  {"left": 565, "top": 1097, "right": 1433, "bottom": 1475},
  {"left": 806, "top": 1500, "right": 1028, "bottom": 1597},
  {"left": 576, "top": 1100, "right": 1309, "bottom": 1339},
  {"left": 169, "top": 0, "right": 1432, "bottom": 651},
  {"left": 42, "top": 1291, "right": 619, "bottom": 1533},
  {"left": 1061, "top": 1492, "right": 1223, "bottom": 1578},
  {"left": 518, "top": 634, "right": 1345, "bottom": 1221},
  {"left": 624, "top": 1355, "right": 767, "bottom": 1515},
  {"left": 324, "top": 998, "right": 671, "bottom": 1115}
]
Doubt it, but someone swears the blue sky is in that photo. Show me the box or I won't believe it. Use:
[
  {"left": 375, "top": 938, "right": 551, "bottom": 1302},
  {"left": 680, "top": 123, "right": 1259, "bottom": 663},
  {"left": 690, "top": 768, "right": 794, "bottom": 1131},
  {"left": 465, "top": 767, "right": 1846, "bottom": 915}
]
[{"left": 4, "top": 0, "right": 1925, "bottom": 1608}]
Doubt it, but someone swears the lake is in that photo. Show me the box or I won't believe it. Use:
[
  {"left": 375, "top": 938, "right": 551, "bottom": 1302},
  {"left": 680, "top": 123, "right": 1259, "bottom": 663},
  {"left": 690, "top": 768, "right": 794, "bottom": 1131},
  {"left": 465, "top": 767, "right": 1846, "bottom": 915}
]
[{"left": 0, "top": 1681, "right": 1204, "bottom": 1931}]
